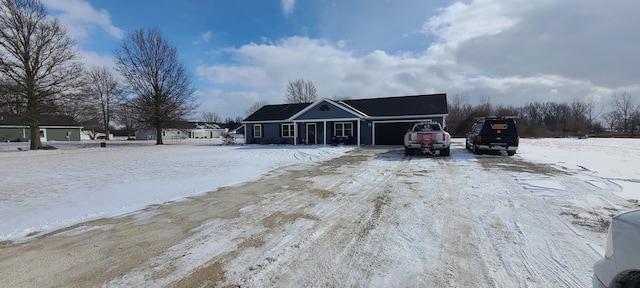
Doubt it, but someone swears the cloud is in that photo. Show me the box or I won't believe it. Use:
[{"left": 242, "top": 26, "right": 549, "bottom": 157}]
[
  {"left": 281, "top": 0, "right": 295, "bottom": 17},
  {"left": 43, "top": 0, "right": 124, "bottom": 40},
  {"left": 423, "top": 0, "right": 518, "bottom": 43},
  {"left": 193, "top": 0, "right": 639, "bottom": 119},
  {"left": 194, "top": 31, "right": 214, "bottom": 45},
  {"left": 454, "top": 0, "right": 640, "bottom": 87},
  {"left": 196, "top": 34, "right": 615, "bottom": 119}
]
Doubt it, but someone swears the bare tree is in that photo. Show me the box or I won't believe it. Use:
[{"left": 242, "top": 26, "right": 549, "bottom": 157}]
[
  {"left": 331, "top": 95, "right": 351, "bottom": 101},
  {"left": 202, "top": 112, "right": 220, "bottom": 123},
  {"left": 284, "top": 78, "right": 317, "bottom": 103},
  {"left": 0, "top": 0, "right": 84, "bottom": 149},
  {"left": 246, "top": 100, "right": 269, "bottom": 116},
  {"left": 113, "top": 99, "right": 137, "bottom": 139},
  {"left": 445, "top": 93, "right": 471, "bottom": 135},
  {"left": 611, "top": 91, "right": 637, "bottom": 132},
  {"left": 114, "top": 28, "right": 196, "bottom": 145},
  {"left": 84, "top": 66, "right": 124, "bottom": 139}
]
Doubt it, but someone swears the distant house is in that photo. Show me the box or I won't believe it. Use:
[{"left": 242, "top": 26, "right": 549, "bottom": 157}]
[
  {"left": 135, "top": 121, "right": 228, "bottom": 141},
  {"left": 243, "top": 93, "right": 448, "bottom": 146},
  {"left": 0, "top": 114, "right": 83, "bottom": 142}
]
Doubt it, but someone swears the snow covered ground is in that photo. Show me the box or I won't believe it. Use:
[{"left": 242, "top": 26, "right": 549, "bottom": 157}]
[
  {"left": 0, "top": 139, "right": 352, "bottom": 241},
  {"left": 1, "top": 137, "right": 639, "bottom": 287}
]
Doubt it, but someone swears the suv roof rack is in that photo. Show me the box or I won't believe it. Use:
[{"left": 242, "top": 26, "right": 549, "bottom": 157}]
[{"left": 475, "top": 115, "right": 520, "bottom": 121}]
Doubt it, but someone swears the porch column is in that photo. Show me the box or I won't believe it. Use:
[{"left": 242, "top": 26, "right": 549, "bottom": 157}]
[
  {"left": 357, "top": 120, "right": 361, "bottom": 147},
  {"left": 293, "top": 121, "right": 298, "bottom": 145},
  {"left": 323, "top": 121, "right": 327, "bottom": 145}
]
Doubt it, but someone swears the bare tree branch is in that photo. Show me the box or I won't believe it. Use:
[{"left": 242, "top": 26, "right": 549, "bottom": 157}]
[
  {"left": 84, "top": 66, "right": 125, "bottom": 138},
  {"left": 246, "top": 100, "right": 269, "bottom": 116},
  {"left": 114, "top": 28, "right": 196, "bottom": 145},
  {"left": 0, "top": 0, "right": 84, "bottom": 149},
  {"left": 284, "top": 78, "right": 317, "bottom": 103}
]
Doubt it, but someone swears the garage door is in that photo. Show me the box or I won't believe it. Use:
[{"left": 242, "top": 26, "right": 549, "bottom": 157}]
[{"left": 374, "top": 122, "right": 415, "bottom": 145}]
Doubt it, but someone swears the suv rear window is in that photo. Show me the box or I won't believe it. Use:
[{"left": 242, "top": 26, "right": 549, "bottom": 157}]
[{"left": 480, "top": 120, "right": 517, "bottom": 134}]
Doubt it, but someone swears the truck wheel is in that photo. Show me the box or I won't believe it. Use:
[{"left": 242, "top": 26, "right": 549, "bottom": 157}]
[
  {"left": 507, "top": 151, "right": 516, "bottom": 156},
  {"left": 472, "top": 141, "right": 481, "bottom": 155},
  {"left": 404, "top": 146, "right": 410, "bottom": 155},
  {"left": 619, "top": 271, "right": 640, "bottom": 288},
  {"left": 441, "top": 147, "right": 450, "bottom": 156},
  {"left": 445, "top": 147, "right": 450, "bottom": 156}
]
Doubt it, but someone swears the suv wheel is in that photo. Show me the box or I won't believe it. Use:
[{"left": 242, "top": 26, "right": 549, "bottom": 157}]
[{"left": 472, "top": 140, "right": 481, "bottom": 155}]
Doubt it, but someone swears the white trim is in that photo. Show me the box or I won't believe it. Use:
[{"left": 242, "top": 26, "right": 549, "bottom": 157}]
[
  {"left": 372, "top": 119, "right": 436, "bottom": 124},
  {"left": 243, "top": 120, "right": 290, "bottom": 124},
  {"left": 366, "top": 114, "right": 448, "bottom": 120},
  {"left": 306, "top": 123, "right": 317, "bottom": 144},
  {"left": 293, "top": 117, "right": 360, "bottom": 123},
  {"left": 337, "top": 101, "right": 369, "bottom": 117},
  {"left": 289, "top": 98, "right": 365, "bottom": 120},
  {"left": 281, "top": 123, "right": 295, "bottom": 138},
  {"left": 323, "top": 121, "right": 327, "bottom": 145},
  {"left": 333, "top": 122, "right": 353, "bottom": 137},
  {"left": 253, "top": 124, "right": 263, "bottom": 138}
]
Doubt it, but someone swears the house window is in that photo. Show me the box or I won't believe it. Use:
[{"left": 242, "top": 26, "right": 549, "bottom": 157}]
[
  {"left": 253, "top": 124, "right": 262, "bottom": 138},
  {"left": 281, "top": 124, "right": 295, "bottom": 138},
  {"left": 334, "top": 122, "right": 353, "bottom": 137}
]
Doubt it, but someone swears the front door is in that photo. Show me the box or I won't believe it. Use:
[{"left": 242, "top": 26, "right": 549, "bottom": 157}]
[{"left": 307, "top": 123, "right": 316, "bottom": 144}]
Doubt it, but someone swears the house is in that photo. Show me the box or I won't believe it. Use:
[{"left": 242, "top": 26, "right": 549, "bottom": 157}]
[
  {"left": 0, "top": 114, "right": 83, "bottom": 142},
  {"left": 135, "top": 121, "right": 229, "bottom": 141},
  {"left": 243, "top": 93, "right": 448, "bottom": 146}
]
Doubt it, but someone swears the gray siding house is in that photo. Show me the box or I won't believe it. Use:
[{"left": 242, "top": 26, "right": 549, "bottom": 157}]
[
  {"left": 0, "top": 114, "right": 83, "bottom": 142},
  {"left": 243, "top": 94, "right": 448, "bottom": 146}
]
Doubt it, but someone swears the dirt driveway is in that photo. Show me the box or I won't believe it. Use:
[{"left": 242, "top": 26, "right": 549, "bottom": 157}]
[{"left": 0, "top": 144, "right": 633, "bottom": 287}]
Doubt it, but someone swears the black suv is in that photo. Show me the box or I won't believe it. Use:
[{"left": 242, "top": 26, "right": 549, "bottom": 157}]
[{"left": 465, "top": 116, "right": 519, "bottom": 156}]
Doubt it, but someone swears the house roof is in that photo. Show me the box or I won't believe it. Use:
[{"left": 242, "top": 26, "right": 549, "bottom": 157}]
[
  {"left": 244, "top": 103, "right": 312, "bottom": 122},
  {"left": 242, "top": 93, "right": 448, "bottom": 122},
  {"left": 340, "top": 94, "right": 448, "bottom": 117},
  {"left": 0, "top": 114, "right": 82, "bottom": 127}
]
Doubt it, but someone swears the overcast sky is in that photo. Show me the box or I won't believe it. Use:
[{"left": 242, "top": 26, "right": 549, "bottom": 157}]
[{"left": 43, "top": 0, "right": 640, "bottom": 120}]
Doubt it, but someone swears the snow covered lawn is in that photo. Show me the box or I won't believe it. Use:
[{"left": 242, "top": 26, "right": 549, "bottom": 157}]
[
  {"left": 0, "top": 140, "right": 352, "bottom": 241},
  {"left": 0, "top": 137, "right": 639, "bottom": 287}
]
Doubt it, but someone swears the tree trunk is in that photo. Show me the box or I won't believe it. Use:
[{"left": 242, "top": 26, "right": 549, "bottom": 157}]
[
  {"left": 156, "top": 125, "right": 163, "bottom": 145},
  {"left": 29, "top": 122, "right": 42, "bottom": 150}
]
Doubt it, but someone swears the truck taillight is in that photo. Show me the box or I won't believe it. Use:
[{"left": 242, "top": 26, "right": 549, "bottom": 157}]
[
  {"left": 477, "top": 135, "right": 482, "bottom": 143},
  {"left": 442, "top": 133, "right": 446, "bottom": 141},
  {"left": 408, "top": 134, "right": 412, "bottom": 141}
]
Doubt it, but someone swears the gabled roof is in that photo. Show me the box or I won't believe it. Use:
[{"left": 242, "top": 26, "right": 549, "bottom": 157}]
[
  {"left": 340, "top": 94, "right": 448, "bottom": 117},
  {"left": 244, "top": 103, "right": 312, "bottom": 122},
  {"left": 0, "top": 114, "right": 82, "bottom": 127},
  {"left": 289, "top": 98, "right": 366, "bottom": 120},
  {"left": 242, "top": 94, "right": 448, "bottom": 122}
]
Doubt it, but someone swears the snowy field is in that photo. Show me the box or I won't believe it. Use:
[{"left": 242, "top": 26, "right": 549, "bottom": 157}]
[
  {"left": 1, "top": 137, "right": 639, "bottom": 287},
  {"left": 0, "top": 139, "right": 352, "bottom": 241}
]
